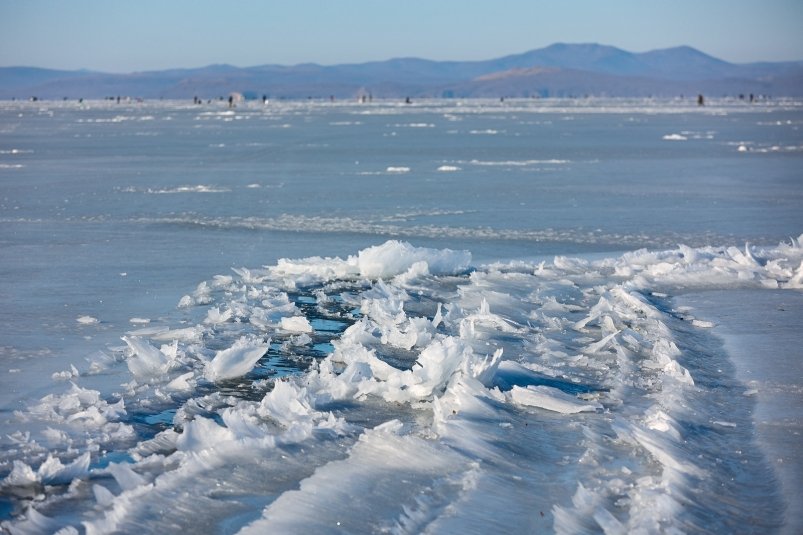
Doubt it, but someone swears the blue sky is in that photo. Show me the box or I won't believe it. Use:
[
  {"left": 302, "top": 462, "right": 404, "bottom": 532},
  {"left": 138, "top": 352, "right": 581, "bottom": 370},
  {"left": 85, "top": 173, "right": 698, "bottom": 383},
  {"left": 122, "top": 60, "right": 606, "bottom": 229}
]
[{"left": 1, "top": 0, "right": 802, "bottom": 72}]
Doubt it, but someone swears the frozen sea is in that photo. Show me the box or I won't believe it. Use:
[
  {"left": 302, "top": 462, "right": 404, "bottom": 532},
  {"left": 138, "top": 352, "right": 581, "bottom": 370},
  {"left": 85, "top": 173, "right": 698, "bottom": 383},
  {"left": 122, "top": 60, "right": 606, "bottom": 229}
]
[{"left": 0, "top": 97, "right": 801, "bottom": 534}]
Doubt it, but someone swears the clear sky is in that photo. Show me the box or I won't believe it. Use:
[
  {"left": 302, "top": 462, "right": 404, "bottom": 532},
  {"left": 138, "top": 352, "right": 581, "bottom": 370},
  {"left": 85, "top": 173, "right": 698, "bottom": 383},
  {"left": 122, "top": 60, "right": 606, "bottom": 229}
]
[{"left": 1, "top": 0, "right": 802, "bottom": 73}]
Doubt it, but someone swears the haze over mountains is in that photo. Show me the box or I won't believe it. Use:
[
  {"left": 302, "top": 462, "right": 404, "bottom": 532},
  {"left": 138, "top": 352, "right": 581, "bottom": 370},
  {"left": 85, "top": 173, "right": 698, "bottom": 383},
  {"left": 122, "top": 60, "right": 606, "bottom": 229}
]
[{"left": 2, "top": 43, "right": 802, "bottom": 100}]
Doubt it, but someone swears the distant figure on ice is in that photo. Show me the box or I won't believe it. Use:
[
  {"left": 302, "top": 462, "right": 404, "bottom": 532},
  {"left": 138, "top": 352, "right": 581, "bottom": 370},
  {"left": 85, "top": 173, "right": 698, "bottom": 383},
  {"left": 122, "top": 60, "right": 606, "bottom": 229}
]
[
  {"left": 697, "top": 94, "right": 704, "bottom": 106},
  {"left": 228, "top": 95, "right": 234, "bottom": 109}
]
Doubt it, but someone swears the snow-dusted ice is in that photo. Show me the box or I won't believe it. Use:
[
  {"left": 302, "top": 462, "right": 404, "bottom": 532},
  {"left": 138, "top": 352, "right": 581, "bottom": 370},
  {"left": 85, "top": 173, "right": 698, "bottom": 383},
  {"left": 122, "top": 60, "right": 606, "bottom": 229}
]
[{"left": 1, "top": 97, "right": 802, "bottom": 533}]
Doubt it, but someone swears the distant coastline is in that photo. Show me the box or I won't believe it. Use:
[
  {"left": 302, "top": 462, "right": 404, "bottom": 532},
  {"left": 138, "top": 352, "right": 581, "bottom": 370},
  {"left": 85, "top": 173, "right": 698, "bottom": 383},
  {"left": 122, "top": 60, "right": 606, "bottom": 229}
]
[{"left": 2, "top": 43, "right": 802, "bottom": 100}]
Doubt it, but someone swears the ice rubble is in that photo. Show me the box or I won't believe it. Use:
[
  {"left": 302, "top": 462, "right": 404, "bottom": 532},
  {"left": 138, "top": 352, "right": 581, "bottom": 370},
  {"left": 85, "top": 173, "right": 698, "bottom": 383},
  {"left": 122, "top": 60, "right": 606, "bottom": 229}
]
[
  {"left": 3, "top": 452, "right": 91, "bottom": 487},
  {"left": 204, "top": 337, "right": 271, "bottom": 381},
  {"left": 3, "top": 237, "right": 802, "bottom": 533},
  {"left": 509, "top": 385, "right": 602, "bottom": 414},
  {"left": 121, "top": 336, "right": 176, "bottom": 379},
  {"left": 268, "top": 239, "right": 471, "bottom": 284}
]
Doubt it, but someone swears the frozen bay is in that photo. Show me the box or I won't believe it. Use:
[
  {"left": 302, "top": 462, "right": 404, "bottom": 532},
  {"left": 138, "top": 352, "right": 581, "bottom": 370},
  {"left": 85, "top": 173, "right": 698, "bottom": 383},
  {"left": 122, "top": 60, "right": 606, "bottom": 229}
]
[{"left": 1, "top": 98, "right": 802, "bottom": 533}]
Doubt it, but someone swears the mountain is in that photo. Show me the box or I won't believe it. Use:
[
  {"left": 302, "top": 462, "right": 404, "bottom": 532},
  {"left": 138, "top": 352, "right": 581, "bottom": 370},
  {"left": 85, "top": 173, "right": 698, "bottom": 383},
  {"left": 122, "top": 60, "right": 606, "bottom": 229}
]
[
  {"left": 0, "top": 66, "right": 98, "bottom": 92},
  {"left": 1, "top": 43, "right": 801, "bottom": 100}
]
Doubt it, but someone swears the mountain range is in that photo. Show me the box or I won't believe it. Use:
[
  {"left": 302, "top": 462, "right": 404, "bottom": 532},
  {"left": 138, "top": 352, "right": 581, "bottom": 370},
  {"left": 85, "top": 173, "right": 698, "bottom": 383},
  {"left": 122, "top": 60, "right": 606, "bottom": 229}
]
[{"left": 2, "top": 43, "right": 802, "bottom": 100}]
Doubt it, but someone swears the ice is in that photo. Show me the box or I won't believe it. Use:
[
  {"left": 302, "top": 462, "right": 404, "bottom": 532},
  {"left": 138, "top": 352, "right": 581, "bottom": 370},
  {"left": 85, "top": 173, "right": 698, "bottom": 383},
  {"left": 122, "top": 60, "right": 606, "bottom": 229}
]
[
  {"left": 175, "top": 415, "right": 237, "bottom": 452},
  {"left": 204, "top": 307, "right": 232, "bottom": 324},
  {"left": 204, "top": 336, "right": 270, "bottom": 381},
  {"left": 662, "top": 133, "right": 687, "bottom": 141},
  {"left": 3, "top": 507, "right": 64, "bottom": 534},
  {"left": 238, "top": 420, "right": 469, "bottom": 535},
  {"left": 2, "top": 452, "right": 90, "bottom": 487},
  {"left": 21, "top": 383, "right": 127, "bottom": 428},
  {"left": 279, "top": 316, "right": 313, "bottom": 333},
  {"left": 121, "top": 335, "right": 174, "bottom": 379},
  {"left": 258, "top": 380, "right": 320, "bottom": 428},
  {"left": 51, "top": 364, "right": 79, "bottom": 381},
  {"left": 712, "top": 420, "right": 737, "bottom": 428},
  {"left": 4, "top": 236, "right": 802, "bottom": 532},
  {"left": 678, "top": 289, "right": 803, "bottom": 534},
  {"left": 509, "top": 385, "right": 601, "bottom": 413},
  {"left": 466, "top": 158, "right": 570, "bottom": 166},
  {"left": 93, "top": 484, "right": 115, "bottom": 508},
  {"left": 128, "top": 212, "right": 753, "bottom": 249},
  {"left": 356, "top": 240, "right": 470, "bottom": 279},
  {"left": 385, "top": 166, "right": 410, "bottom": 173},
  {"left": 165, "top": 371, "right": 195, "bottom": 392},
  {"left": 3, "top": 93, "right": 803, "bottom": 535},
  {"left": 268, "top": 240, "right": 470, "bottom": 285},
  {"left": 126, "top": 326, "right": 204, "bottom": 343}
]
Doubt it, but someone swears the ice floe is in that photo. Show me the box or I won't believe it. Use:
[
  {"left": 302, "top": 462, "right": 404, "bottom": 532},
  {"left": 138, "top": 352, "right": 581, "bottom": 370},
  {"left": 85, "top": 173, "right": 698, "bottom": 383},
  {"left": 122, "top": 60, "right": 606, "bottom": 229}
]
[{"left": 204, "top": 337, "right": 271, "bottom": 381}]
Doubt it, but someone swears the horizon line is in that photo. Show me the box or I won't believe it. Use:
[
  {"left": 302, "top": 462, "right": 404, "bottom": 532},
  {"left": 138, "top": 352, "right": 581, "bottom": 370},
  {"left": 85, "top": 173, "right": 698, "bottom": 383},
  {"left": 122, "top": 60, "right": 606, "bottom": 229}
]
[{"left": 3, "top": 42, "right": 802, "bottom": 75}]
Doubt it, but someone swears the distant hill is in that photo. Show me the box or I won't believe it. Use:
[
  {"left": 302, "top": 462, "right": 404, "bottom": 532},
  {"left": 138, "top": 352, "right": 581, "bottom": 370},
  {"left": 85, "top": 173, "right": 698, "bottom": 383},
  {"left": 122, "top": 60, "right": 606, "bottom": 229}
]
[{"left": 1, "top": 43, "right": 802, "bottom": 100}]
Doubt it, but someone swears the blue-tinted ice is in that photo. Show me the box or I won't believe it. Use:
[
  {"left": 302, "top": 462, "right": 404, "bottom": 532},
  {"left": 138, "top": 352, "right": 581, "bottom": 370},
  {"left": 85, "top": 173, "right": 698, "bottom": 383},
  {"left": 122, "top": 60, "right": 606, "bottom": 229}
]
[{"left": 1, "top": 98, "right": 802, "bottom": 533}]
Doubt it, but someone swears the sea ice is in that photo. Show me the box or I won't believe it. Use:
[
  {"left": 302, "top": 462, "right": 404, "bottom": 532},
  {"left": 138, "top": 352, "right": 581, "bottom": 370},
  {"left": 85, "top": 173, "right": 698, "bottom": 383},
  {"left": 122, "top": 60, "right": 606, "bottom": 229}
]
[
  {"left": 2, "top": 452, "right": 91, "bottom": 487},
  {"left": 356, "top": 240, "right": 470, "bottom": 279},
  {"left": 121, "top": 335, "right": 174, "bottom": 379},
  {"left": 509, "top": 385, "right": 602, "bottom": 413},
  {"left": 204, "top": 337, "right": 270, "bottom": 381},
  {"left": 279, "top": 316, "right": 313, "bottom": 333},
  {"left": 4, "top": 234, "right": 803, "bottom": 533}
]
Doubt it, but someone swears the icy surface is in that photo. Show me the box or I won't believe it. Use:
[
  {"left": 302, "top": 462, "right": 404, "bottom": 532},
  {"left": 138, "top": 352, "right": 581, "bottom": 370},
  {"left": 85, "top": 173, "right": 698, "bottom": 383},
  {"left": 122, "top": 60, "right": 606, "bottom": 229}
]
[
  {"left": 678, "top": 290, "right": 803, "bottom": 535},
  {"left": 1, "top": 98, "right": 802, "bottom": 533},
  {"left": 509, "top": 385, "right": 602, "bottom": 413},
  {"left": 205, "top": 337, "right": 271, "bottom": 382},
  {"left": 2, "top": 237, "right": 802, "bottom": 533}
]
